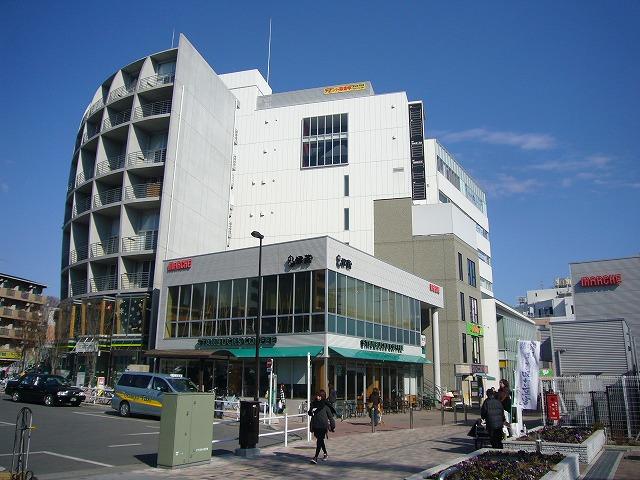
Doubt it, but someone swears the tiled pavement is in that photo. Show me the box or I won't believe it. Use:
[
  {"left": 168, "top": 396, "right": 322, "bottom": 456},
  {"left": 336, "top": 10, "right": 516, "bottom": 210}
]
[
  {"left": 67, "top": 421, "right": 476, "bottom": 480},
  {"left": 612, "top": 449, "right": 640, "bottom": 480}
]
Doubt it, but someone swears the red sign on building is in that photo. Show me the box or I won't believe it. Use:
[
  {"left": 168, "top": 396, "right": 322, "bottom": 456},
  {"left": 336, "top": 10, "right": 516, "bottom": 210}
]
[
  {"left": 546, "top": 393, "right": 560, "bottom": 421},
  {"left": 429, "top": 283, "right": 440, "bottom": 294},
  {"left": 580, "top": 274, "right": 622, "bottom": 288},
  {"left": 167, "top": 259, "right": 192, "bottom": 272}
]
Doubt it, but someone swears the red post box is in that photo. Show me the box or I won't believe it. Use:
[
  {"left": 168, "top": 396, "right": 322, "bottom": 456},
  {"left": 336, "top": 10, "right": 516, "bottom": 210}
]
[{"left": 546, "top": 393, "right": 560, "bottom": 421}]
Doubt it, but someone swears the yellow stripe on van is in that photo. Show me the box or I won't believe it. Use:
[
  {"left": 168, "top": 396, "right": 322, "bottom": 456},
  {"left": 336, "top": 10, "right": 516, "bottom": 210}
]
[{"left": 116, "top": 392, "right": 162, "bottom": 408}]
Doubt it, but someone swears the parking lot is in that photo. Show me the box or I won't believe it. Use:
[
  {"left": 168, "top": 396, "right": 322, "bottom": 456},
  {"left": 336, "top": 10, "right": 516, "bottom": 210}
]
[{"left": 0, "top": 397, "right": 300, "bottom": 479}]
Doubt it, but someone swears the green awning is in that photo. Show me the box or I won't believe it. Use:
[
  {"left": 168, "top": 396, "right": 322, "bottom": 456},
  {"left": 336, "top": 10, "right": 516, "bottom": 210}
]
[
  {"left": 329, "top": 347, "right": 431, "bottom": 364},
  {"left": 214, "top": 346, "right": 323, "bottom": 358}
]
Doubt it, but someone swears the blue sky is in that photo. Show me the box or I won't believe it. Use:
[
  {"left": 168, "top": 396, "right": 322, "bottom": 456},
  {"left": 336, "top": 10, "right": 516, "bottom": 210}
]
[{"left": 1, "top": 1, "right": 638, "bottom": 303}]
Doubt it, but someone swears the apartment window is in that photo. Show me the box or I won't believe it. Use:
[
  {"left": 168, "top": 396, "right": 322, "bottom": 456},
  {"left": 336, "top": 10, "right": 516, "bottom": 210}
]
[
  {"left": 439, "top": 191, "right": 450, "bottom": 204},
  {"left": 344, "top": 208, "right": 350, "bottom": 230},
  {"left": 301, "top": 113, "right": 348, "bottom": 167},
  {"left": 469, "top": 296, "right": 478, "bottom": 324},
  {"left": 461, "top": 333, "right": 468, "bottom": 363},
  {"left": 460, "top": 292, "right": 465, "bottom": 322},
  {"left": 467, "top": 259, "right": 477, "bottom": 287},
  {"left": 344, "top": 175, "right": 349, "bottom": 196},
  {"left": 458, "top": 253, "right": 464, "bottom": 281},
  {"left": 472, "top": 336, "right": 481, "bottom": 364},
  {"left": 477, "top": 249, "right": 491, "bottom": 266}
]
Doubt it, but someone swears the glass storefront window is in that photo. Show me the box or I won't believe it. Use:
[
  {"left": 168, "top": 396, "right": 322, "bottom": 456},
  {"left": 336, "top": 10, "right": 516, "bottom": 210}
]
[
  {"left": 278, "top": 274, "right": 293, "bottom": 316},
  {"left": 203, "top": 321, "right": 215, "bottom": 336},
  {"left": 167, "top": 286, "right": 178, "bottom": 322},
  {"left": 247, "top": 278, "right": 259, "bottom": 317},
  {"left": 230, "top": 318, "right": 244, "bottom": 335},
  {"left": 246, "top": 318, "right": 256, "bottom": 336},
  {"left": 373, "top": 286, "right": 381, "bottom": 324},
  {"left": 366, "top": 321, "right": 373, "bottom": 338},
  {"left": 204, "top": 282, "right": 218, "bottom": 319},
  {"left": 311, "top": 313, "right": 325, "bottom": 332},
  {"left": 217, "top": 319, "right": 228, "bottom": 336},
  {"left": 262, "top": 275, "right": 277, "bottom": 316},
  {"left": 336, "top": 316, "right": 346, "bottom": 334},
  {"left": 178, "top": 285, "right": 191, "bottom": 322},
  {"left": 262, "top": 317, "right": 276, "bottom": 334},
  {"left": 356, "top": 279, "right": 365, "bottom": 321},
  {"left": 232, "top": 278, "right": 247, "bottom": 318},
  {"left": 294, "top": 315, "right": 309, "bottom": 333},
  {"left": 356, "top": 319, "right": 365, "bottom": 337},
  {"left": 294, "top": 271, "right": 311, "bottom": 314},
  {"left": 327, "top": 270, "right": 336, "bottom": 314},
  {"left": 328, "top": 314, "right": 336, "bottom": 333},
  {"left": 277, "top": 316, "right": 293, "bottom": 334},
  {"left": 312, "top": 270, "right": 325, "bottom": 313},
  {"left": 191, "top": 283, "right": 204, "bottom": 321},
  {"left": 190, "top": 321, "right": 202, "bottom": 337},
  {"left": 381, "top": 289, "right": 390, "bottom": 325},
  {"left": 346, "top": 276, "right": 356, "bottom": 318},
  {"left": 402, "top": 295, "right": 411, "bottom": 330},
  {"left": 336, "top": 273, "right": 346, "bottom": 316},
  {"left": 218, "top": 280, "right": 232, "bottom": 319},
  {"left": 347, "top": 317, "right": 356, "bottom": 336},
  {"left": 365, "top": 282, "right": 374, "bottom": 322}
]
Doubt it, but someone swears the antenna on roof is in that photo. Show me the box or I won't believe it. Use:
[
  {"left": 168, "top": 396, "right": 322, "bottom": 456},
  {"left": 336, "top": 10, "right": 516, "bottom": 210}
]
[
  {"left": 171, "top": 28, "right": 175, "bottom": 48},
  {"left": 267, "top": 18, "right": 272, "bottom": 85}
]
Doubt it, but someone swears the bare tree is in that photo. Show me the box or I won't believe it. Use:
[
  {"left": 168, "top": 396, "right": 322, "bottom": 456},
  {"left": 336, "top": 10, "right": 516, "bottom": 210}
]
[{"left": 83, "top": 300, "right": 103, "bottom": 387}]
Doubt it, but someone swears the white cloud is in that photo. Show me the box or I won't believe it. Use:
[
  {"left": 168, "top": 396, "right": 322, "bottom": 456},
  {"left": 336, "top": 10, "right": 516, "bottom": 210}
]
[
  {"left": 484, "top": 174, "right": 539, "bottom": 197},
  {"left": 440, "top": 128, "right": 556, "bottom": 150},
  {"left": 532, "top": 154, "right": 612, "bottom": 172}
]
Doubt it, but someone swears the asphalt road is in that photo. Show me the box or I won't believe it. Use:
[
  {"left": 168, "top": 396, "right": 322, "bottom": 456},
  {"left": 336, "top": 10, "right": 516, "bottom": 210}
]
[{"left": 0, "top": 395, "right": 301, "bottom": 479}]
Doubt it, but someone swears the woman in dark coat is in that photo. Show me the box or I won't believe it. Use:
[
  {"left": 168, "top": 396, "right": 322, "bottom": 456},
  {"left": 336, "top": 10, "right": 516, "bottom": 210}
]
[
  {"left": 308, "top": 390, "right": 336, "bottom": 464},
  {"left": 497, "top": 379, "right": 512, "bottom": 422}
]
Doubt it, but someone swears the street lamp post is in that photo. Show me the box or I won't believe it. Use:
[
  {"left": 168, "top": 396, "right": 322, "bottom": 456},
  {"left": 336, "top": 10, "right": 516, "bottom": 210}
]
[
  {"left": 251, "top": 231, "right": 264, "bottom": 401},
  {"left": 237, "top": 231, "right": 264, "bottom": 457}
]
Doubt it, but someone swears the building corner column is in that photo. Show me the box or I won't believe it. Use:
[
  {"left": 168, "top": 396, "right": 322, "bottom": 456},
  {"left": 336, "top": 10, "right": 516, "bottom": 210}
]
[{"left": 432, "top": 309, "right": 441, "bottom": 395}]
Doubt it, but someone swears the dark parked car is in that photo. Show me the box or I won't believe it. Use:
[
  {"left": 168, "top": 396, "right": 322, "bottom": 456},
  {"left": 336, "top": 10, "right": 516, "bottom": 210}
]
[{"left": 6, "top": 374, "right": 85, "bottom": 406}]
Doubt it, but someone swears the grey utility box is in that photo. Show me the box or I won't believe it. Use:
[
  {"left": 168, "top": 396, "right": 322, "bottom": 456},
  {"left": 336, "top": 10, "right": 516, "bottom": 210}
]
[{"left": 157, "top": 393, "right": 215, "bottom": 468}]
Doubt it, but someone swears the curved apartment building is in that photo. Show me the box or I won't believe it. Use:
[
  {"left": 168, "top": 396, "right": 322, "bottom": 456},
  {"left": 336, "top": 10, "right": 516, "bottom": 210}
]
[{"left": 59, "top": 36, "right": 241, "bottom": 382}]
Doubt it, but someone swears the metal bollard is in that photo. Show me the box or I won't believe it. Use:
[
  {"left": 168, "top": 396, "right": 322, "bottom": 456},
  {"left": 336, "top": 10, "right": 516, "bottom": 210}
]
[
  {"left": 410, "top": 406, "right": 414, "bottom": 429},
  {"left": 464, "top": 399, "right": 467, "bottom": 423},
  {"left": 453, "top": 404, "right": 458, "bottom": 424},
  {"left": 441, "top": 403, "right": 445, "bottom": 425}
]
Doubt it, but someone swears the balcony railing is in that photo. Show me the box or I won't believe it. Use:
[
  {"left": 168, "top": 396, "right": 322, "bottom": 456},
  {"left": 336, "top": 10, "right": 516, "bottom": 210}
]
[
  {"left": 82, "top": 124, "right": 101, "bottom": 144},
  {"left": 90, "top": 275, "right": 118, "bottom": 292},
  {"left": 93, "top": 187, "right": 122, "bottom": 208},
  {"left": 126, "top": 148, "right": 167, "bottom": 168},
  {"left": 90, "top": 237, "right": 119, "bottom": 258},
  {"left": 122, "top": 231, "right": 158, "bottom": 253},
  {"left": 107, "top": 82, "right": 137, "bottom": 104},
  {"left": 137, "top": 73, "right": 175, "bottom": 91},
  {"left": 70, "top": 245, "right": 89, "bottom": 263},
  {"left": 124, "top": 182, "right": 162, "bottom": 201},
  {"left": 72, "top": 197, "right": 92, "bottom": 217},
  {"left": 0, "top": 288, "right": 46, "bottom": 305},
  {"left": 1, "top": 307, "right": 40, "bottom": 322},
  {"left": 87, "top": 98, "right": 105, "bottom": 118},
  {"left": 95, "top": 154, "right": 126, "bottom": 177},
  {"left": 102, "top": 109, "right": 131, "bottom": 131},
  {"left": 0, "top": 326, "right": 23, "bottom": 339},
  {"left": 67, "top": 181, "right": 74, "bottom": 193},
  {"left": 76, "top": 170, "right": 93, "bottom": 187},
  {"left": 70, "top": 280, "right": 87, "bottom": 296},
  {"left": 121, "top": 272, "right": 152, "bottom": 290},
  {"left": 134, "top": 99, "right": 172, "bottom": 120}
]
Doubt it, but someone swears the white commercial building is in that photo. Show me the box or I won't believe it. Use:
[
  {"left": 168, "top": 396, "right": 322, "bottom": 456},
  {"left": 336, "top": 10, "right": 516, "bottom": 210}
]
[{"left": 60, "top": 34, "right": 500, "bottom": 393}]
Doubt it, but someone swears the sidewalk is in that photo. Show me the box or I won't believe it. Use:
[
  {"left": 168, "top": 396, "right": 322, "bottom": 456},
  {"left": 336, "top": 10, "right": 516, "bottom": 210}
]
[
  {"left": 613, "top": 449, "right": 640, "bottom": 479},
  {"left": 65, "top": 420, "right": 475, "bottom": 480}
]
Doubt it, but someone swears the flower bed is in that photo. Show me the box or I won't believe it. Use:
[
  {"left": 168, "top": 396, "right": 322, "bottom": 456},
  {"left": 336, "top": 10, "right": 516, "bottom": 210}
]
[
  {"left": 405, "top": 449, "right": 579, "bottom": 480},
  {"left": 503, "top": 426, "right": 606, "bottom": 464}
]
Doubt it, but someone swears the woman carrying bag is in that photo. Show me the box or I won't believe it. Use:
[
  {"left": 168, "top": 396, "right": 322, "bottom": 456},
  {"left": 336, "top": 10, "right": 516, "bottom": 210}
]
[{"left": 308, "top": 389, "right": 336, "bottom": 464}]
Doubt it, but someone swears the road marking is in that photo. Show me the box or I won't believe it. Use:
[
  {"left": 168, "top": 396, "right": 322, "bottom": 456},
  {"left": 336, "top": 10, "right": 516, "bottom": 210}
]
[
  {"left": 125, "top": 432, "right": 159, "bottom": 436},
  {"left": 40, "top": 451, "right": 114, "bottom": 467},
  {"left": 0, "top": 421, "right": 15, "bottom": 426},
  {"left": 107, "top": 443, "right": 142, "bottom": 448},
  {"left": 72, "top": 411, "right": 155, "bottom": 423}
]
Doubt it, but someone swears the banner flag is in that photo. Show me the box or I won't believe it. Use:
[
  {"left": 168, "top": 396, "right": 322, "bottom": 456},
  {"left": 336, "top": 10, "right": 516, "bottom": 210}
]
[{"left": 517, "top": 340, "right": 541, "bottom": 410}]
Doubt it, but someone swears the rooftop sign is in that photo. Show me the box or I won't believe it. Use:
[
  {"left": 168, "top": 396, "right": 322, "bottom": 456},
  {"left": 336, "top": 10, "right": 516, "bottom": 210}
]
[
  {"left": 167, "top": 259, "right": 192, "bottom": 272},
  {"left": 580, "top": 274, "right": 621, "bottom": 288},
  {"left": 323, "top": 82, "right": 366, "bottom": 95}
]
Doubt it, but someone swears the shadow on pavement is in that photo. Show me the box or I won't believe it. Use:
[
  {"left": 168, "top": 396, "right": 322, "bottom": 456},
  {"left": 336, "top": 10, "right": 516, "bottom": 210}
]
[{"left": 134, "top": 453, "right": 157, "bottom": 468}]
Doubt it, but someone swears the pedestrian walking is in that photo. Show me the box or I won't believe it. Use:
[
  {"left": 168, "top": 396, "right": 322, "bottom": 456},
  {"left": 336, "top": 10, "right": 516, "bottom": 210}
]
[
  {"left": 308, "top": 389, "right": 336, "bottom": 464},
  {"left": 328, "top": 383, "right": 337, "bottom": 406},
  {"left": 497, "top": 379, "right": 512, "bottom": 423},
  {"left": 480, "top": 389, "right": 505, "bottom": 449},
  {"left": 369, "top": 387, "right": 382, "bottom": 426}
]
